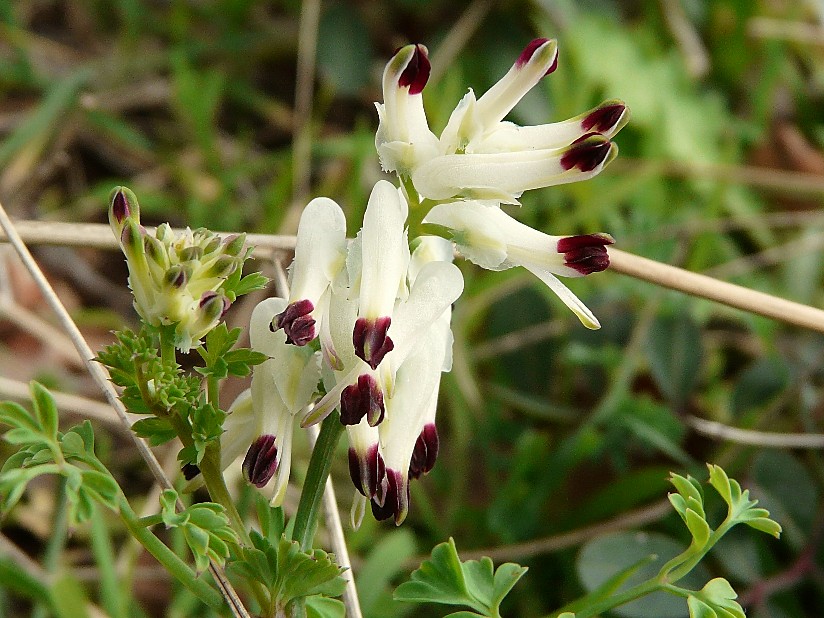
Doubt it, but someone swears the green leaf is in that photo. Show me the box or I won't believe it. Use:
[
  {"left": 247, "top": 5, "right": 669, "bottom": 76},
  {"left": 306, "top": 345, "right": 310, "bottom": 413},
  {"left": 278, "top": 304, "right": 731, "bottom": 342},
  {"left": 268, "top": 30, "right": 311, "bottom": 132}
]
[
  {"left": 490, "top": 562, "right": 528, "bottom": 609},
  {"left": 684, "top": 509, "right": 711, "bottom": 547},
  {"left": 687, "top": 578, "right": 745, "bottom": 618},
  {"left": 707, "top": 464, "right": 781, "bottom": 538},
  {"left": 224, "top": 270, "right": 269, "bottom": 300},
  {"left": 30, "top": 381, "right": 59, "bottom": 439},
  {"left": 0, "top": 400, "right": 39, "bottom": 433},
  {"left": 158, "top": 489, "right": 238, "bottom": 571},
  {"left": 229, "top": 532, "right": 346, "bottom": 609},
  {"left": 131, "top": 417, "right": 178, "bottom": 446},
  {"left": 394, "top": 538, "right": 479, "bottom": 611},
  {"left": 394, "top": 538, "right": 526, "bottom": 616},
  {"left": 305, "top": 595, "right": 346, "bottom": 618},
  {"left": 80, "top": 470, "right": 120, "bottom": 511},
  {"left": 256, "top": 494, "right": 285, "bottom": 544}
]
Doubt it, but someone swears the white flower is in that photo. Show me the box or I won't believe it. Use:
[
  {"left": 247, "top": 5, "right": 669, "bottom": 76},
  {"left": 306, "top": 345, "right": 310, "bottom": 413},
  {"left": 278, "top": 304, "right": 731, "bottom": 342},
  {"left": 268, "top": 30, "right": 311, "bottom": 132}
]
[
  {"left": 375, "top": 44, "right": 439, "bottom": 175},
  {"left": 274, "top": 197, "right": 347, "bottom": 346},
  {"left": 375, "top": 39, "right": 627, "bottom": 205},
  {"left": 424, "top": 200, "right": 613, "bottom": 329},
  {"left": 238, "top": 298, "right": 321, "bottom": 506}
]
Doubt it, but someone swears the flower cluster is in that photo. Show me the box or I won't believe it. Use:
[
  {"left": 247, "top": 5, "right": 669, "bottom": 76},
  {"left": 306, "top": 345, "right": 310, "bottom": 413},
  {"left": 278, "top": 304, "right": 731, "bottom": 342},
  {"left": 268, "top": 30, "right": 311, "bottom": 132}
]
[
  {"left": 226, "top": 38, "right": 627, "bottom": 525},
  {"left": 109, "top": 187, "right": 244, "bottom": 351}
]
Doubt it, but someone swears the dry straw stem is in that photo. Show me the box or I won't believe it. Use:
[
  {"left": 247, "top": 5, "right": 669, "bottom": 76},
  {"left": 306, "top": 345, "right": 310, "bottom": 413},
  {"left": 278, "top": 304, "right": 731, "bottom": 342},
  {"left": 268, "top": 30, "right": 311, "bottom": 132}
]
[
  {"left": 3, "top": 220, "right": 824, "bottom": 334},
  {"left": 0, "top": 209, "right": 250, "bottom": 618}
]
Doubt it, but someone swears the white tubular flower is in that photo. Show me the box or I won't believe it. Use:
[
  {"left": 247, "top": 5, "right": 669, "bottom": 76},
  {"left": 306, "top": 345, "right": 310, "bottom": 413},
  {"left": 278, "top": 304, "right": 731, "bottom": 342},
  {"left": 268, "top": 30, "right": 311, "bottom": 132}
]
[
  {"left": 274, "top": 197, "right": 347, "bottom": 346},
  {"left": 411, "top": 134, "right": 617, "bottom": 203},
  {"left": 371, "top": 310, "right": 452, "bottom": 525},
  {"left": 438, "top": 38, "right": 559, "bottom": 154},
  {"left": 242, "top": 298, "right": 321, "bottom": 506},
  {"left": 346, "top": 418, "right": 384, "bottom": 501},
  {"left": 424, "top": 201, "right": 613, "bottom": 329},
  {"left": 375, "top": 44, "right": 439, "bottom": 175},
  {"left": 354, "top": 180, "right": 410, "bottom": 370},
  {"left": 303, "top": 258, "right": 463, "bottom": 429},
  {"left": 371, "top": 38, "right": 627, "bottom": 204}
]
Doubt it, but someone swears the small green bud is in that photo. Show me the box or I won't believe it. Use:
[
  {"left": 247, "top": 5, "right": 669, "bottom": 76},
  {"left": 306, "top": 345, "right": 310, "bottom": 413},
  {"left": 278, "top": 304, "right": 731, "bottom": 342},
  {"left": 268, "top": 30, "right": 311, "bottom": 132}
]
[
  {"left": 155, "top": 223, "right": 172, "bottom": 243},
  {"left": 164, "top": 264, "right": 189, "bottom": 289},
  {"left": 179, "top": 246, "right": 204, "bottom": 262},
  {"left": 120, "top": 219, "right": 146, "bottom": 259},
  {"left": 108, "top": 186, "right": 140, "bottom": 237},
  {"left": 223, "top": 233, "right": 246, "bottom": 257},
  {"left": 203, "top": 235, "right": 222, "bottom": 255},
  {"left": 205, "top": 255, "right": 238, "bottom": 279},
  {"left": 144, "top": 235, "right": 168, "bottom": 269}
]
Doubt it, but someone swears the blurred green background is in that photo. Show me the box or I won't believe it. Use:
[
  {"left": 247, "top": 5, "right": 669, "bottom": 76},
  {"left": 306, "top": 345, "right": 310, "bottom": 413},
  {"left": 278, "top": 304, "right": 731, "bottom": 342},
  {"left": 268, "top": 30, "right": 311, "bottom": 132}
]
[{"left": 2, "top": 1, "right": 824, "bottom": 617}]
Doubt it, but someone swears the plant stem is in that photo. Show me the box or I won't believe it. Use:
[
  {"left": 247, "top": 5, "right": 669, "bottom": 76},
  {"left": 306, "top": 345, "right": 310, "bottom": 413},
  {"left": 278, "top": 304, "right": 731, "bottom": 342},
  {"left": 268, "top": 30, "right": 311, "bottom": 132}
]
[
  {"left": 570, "top": 579, "right": 663, "bottom": 618},
  {"left": 291, "top": 412, "right": 345, "bottom": 551},
  {"left": 118, "top": 495, "right": 224, "bottom": 609}
]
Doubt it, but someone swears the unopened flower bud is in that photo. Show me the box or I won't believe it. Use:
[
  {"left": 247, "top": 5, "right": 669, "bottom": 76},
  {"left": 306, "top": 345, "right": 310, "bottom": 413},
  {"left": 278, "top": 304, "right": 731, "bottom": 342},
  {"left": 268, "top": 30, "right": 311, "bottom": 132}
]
[
  {"left": 223, "top": 233, "right": 246, "bottom": 257},
  {"left": 242, "top": 434, "right": 278, "bottom": 488},
  {"left": 179, "top": 246, "right": 203, "bottom": 263},
  {"left": 108, "top": 186, "right": 140, "bottom": 236}
]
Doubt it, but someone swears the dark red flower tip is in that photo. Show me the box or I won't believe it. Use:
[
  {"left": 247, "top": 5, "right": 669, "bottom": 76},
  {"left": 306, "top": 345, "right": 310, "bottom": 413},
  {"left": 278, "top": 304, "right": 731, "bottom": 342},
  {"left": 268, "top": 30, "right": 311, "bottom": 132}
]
[
  {"left": 409, "top": 423, "right": 439, "bottom": 479},
  {"left": 165, "top": 265, "right": 189, "bottom": 289},
  {"left": 181, "top": 463, "right": 200, "bottom": 480},
  {"left": 340, "top": 374, "right": 385, "bottom": 426},
  {"left": 242, "top": 434, "right": 278, "bottom": 488},
  {"left": 353, "top": 317, "right": 394, "bottom": 370},
  {"left": 111, "top": 189, "right": 130, "bottom": 223},
  {"left": 582, "top": 102, "right": 626, "bottom": 134},
  {"left": 398, "top": 44, "right": 430, "bottom": 95},
  {"left": 516, "top": 38, "right": 557, "bottom": 76},
  {"left": 560, "top": 133, "right": 612, "bottom": 172},
  {"left": 557, "top": 233, "right": 615, "bottom": 275},
  {"left": 348, "top": 444, "right": 386, "bottom": 498},
  {"left": 274, "top": 299, "right": 316, "bottom": 346},
  {"left": 370, "top": 469, "right": 408, "bottom": 525}
]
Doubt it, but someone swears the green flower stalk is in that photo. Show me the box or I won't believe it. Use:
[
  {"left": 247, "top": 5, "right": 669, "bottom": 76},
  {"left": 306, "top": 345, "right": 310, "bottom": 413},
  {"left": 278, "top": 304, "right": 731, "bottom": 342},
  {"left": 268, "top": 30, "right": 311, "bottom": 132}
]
[{"left": 109, "top": 187, "right": 243, "bottom": 351}]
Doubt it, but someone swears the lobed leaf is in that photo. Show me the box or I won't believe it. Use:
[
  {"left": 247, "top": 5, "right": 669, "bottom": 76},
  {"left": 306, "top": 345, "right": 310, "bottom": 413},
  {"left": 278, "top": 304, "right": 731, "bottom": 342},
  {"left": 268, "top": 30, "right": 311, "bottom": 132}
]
[
  {"left": 30, "top": 381, "right": 59, "bottom": 440},
  {"left": 394, "top": 538, "right": 527, "bottom": 616}
]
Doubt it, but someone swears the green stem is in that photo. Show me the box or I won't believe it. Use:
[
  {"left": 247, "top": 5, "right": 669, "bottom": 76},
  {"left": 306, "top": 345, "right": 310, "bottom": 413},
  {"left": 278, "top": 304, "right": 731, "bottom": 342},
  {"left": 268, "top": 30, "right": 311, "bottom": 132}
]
[
  {"left": 291, "top": 412, "right": 345, "bottom": 551},
  {"left": 665, "top": 521, "right": 734, "bottom": 583},
  {"left": 570, "top": 579, "right": 663, "bottom": 618},
  {"left": 118, "top": 495, "right": 224, "bottom": 609},
  {"left": 199, "top": 445, "right": 251, "bottom": 545},
  {"left": 90, "top": 505, "right": 130, "bottom": 618},
  {"left": 32, "top": 478, "right": 68, "bottom": 618}
]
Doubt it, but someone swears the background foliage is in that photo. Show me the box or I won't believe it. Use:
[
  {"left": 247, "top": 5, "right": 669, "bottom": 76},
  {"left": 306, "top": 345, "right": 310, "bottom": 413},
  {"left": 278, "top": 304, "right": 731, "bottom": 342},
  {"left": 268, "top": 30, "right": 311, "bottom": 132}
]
[{"left": 1, "top": 1, "right": 823, "bottom": 617}]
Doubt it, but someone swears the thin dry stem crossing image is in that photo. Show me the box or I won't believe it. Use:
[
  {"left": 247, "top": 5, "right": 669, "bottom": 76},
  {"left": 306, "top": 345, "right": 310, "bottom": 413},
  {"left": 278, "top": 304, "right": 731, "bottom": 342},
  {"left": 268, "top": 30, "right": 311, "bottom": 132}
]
[{"left": 0, "top": 2, "right": 822, "bottom": 618}]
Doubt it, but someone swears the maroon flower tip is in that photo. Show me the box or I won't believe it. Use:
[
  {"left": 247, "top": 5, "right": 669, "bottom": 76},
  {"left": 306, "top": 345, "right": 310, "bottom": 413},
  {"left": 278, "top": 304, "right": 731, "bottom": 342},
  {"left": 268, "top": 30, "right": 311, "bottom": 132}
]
[
  {"left": 582, "top": 102, "right": 626, "bottom": 134},
  {"left": 242, "top": 434, "right": 278, "bottom": 488},
  {"left": 409, "top": 423, "right": 439, "bottom": 479},
  {"left": 398, "top": 44, "right": 430, "bottom": 95},
  {"left": 557, "top": 233, "right": 615, "bottom": 275},
  {"left": 560, "top": 133, "right": 612, "bottom": 172},
  {"left": 546, "top": 48, "right": 559, "bottom": 76},
  {"left": 517, "top": 38, "right": 549, "bottom": 68},
  {"left": 181, "top": 463, "right": 200, "bottom": 480},
  {"left": 353, "top": 317, "right": 394, "bottom": 370},
  {"left": 274, "top": 299, "right": 316, "bottom": 346},
  {"left": 370, "top": 469, "right": 408, "bottom": 525},
  {"left": 348, "top": 444, "right": 386, "bottom": 498},
  {"left": 111, "top": 189, "right": 130, "bottom": 223},
  {"left": 340, "top": 374, "right": 385, "bottom": 426}
]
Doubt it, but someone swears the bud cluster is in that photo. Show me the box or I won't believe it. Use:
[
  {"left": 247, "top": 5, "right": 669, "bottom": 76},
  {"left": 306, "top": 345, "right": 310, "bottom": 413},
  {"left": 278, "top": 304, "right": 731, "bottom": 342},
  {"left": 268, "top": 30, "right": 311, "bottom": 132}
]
[{"left": 109, "top": 187, "right": 245, "bottom": 351}]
